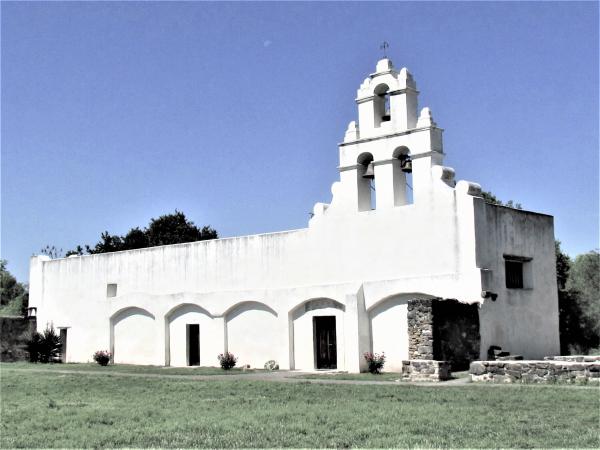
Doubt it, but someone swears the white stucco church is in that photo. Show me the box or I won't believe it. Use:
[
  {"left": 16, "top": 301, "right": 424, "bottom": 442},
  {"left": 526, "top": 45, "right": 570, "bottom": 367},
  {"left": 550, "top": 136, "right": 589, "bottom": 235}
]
[{"left": 29, "top": 58, "right": 560, "bottom": 372}]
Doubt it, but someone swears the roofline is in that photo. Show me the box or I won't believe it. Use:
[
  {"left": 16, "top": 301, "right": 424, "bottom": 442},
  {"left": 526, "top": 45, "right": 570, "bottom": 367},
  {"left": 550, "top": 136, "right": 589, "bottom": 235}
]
[
  {"left": 37, "top": 227, "right": 308, "bottom": 262},
  {"left": 483, "top": 201, "right": 554, "bottom": 219}
]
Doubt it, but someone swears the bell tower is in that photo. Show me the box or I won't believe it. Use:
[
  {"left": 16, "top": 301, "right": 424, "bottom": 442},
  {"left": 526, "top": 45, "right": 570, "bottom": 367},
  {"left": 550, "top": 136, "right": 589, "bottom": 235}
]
[{"left": 333, "top": 58, "right": 445, "bottom": 213}]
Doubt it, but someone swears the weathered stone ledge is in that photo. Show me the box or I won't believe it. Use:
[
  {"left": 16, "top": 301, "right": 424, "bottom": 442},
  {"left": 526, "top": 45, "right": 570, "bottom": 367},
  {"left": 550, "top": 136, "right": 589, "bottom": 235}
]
[
  {"left": 544, "top": 355, "right": 600, "bottom": 362},
  {"left": 402, "top": 359, "right": 451, "bottom": 382},
  {"left": 470, "top": 360, "right": 600, "bottom": 384}
]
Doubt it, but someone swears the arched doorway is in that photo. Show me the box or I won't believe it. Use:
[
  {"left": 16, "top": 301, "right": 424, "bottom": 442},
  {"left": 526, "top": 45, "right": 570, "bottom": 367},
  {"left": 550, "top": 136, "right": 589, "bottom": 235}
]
[
  {"left": 165, "top": 304, "right": 213, "bottom": 367},
  {"left": 289, "top": 298, "right": 345, "bottom": 370}
]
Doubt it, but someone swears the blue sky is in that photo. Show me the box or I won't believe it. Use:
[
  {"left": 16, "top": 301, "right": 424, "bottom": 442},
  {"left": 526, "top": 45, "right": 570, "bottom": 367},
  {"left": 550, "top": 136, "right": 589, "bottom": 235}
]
[{"left": 2, "top": 2, "right": 598, "bottom": 282}]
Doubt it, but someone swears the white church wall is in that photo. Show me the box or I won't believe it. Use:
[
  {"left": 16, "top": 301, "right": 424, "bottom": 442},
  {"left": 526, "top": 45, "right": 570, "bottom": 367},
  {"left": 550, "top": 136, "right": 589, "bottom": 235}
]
[
  {"left": 368, "top": 295, "right": 410, "bottom": 372},
  {"left": 474, "top": 200, "right": 560, "bottom": 359},
  {"left": 112, "top": 307, "right": 159, "bottom": 365},
  {"left": 225, "top": 302, "right": 279, "bottom": 368}
]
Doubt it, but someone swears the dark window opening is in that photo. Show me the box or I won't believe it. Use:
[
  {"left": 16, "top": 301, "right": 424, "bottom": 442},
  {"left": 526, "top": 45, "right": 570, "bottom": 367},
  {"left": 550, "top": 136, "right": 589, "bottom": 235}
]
[
  {"left": 505, "top": 260, "right": 524, "bottom": 289},
  {"left": 59, "top": 328, "right": 68, "bottom": 363}
]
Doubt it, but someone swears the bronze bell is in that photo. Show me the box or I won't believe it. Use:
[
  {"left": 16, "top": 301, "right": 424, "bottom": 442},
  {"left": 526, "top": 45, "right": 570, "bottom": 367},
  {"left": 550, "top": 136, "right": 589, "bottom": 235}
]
[
  {"left": 362, "top": 162, "right": 375, "bottom": 179},
  {"left": 400, "top": 157, "right": 412, "bottom": 173}
]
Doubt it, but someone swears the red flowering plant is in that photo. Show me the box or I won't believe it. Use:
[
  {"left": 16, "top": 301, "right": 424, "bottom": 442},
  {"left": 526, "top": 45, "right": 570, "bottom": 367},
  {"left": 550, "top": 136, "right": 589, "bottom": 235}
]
[
  {"left": 218, "top": 352, "right": 237, "bottom": 370},
  {"left": 93, "top": 350, "right": 111, "bottom": 366},
  {"left": 363, "top": 352, "right": 386, "bottom": 374}
]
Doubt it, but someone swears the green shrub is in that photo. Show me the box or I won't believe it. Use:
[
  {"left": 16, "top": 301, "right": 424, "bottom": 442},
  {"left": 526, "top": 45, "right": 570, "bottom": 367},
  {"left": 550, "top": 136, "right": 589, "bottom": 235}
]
[
  {"left": 363, "top": 352, "right": 386, "bottom": 374},
  {"left": 93, "top": 350, "right": 111, "bottom": 366},
  {"left": 27, "top": 325, "right": 61, "bottom": 363},
  {"left": 217, "top": 352, "right": 237, "bottom": 370}
]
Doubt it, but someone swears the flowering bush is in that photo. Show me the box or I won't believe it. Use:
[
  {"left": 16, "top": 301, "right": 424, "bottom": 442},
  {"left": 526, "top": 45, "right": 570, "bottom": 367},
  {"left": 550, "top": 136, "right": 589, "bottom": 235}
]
[
  {"left": 218, "top": 352, "right": 237, "bottom": 370},
  {"left": 363, "top": 352, "right": 386, "bottom": 374},
  {"left": 264, "top": 360, "right": 279, "bottom": 371},
  {"left": 93, "top": 350, "right": 111, "bottom": 366}
]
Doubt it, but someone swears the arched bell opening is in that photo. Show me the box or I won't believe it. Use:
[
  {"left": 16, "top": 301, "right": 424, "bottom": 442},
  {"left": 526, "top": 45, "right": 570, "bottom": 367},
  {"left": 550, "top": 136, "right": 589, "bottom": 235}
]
[
  {"left": 392, "top": 146, "right": 413, "bottom": 206},
  {"left": 373, "top": 84, "right": 391, "bottom": 128},
  {"left": 357, "top": 152, "right": 375, "bottom": 211}
]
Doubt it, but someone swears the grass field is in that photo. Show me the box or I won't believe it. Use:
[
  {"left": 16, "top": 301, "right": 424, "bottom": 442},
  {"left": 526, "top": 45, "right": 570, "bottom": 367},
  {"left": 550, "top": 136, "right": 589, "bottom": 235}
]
[
  {"left": 1, "top": 363, "right": 598, "bottom": 448},
  {"left": 294, "top": 370, "right": 470, "bottom": 382},
  {"left": 2, "top": 361, "right": 260, "bottom": 376}
]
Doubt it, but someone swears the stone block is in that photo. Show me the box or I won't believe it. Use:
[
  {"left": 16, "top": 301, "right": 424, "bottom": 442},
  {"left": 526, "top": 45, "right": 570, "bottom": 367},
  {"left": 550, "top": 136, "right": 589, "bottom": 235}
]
[{"left": 470, "top": 362, "right": 486, "bottom": 376}]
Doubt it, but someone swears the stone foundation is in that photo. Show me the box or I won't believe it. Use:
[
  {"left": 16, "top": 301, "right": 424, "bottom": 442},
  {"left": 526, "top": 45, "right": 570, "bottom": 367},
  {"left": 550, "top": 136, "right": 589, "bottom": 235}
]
[
  {"left": 402, "top": 359, "right": 451, "bottom": 381},
  {"left": 470, "top": 360, "right": 600, "bottom": 384}
]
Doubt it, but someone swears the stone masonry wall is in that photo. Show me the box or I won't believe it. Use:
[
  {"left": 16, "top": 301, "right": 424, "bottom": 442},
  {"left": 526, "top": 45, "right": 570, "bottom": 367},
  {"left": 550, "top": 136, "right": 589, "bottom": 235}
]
[
  {"left": 470, "top": 360, "right": 600, "bottom": 384},
  {"left": 407, "top": 299, "right": 434, "bottom": 360},
  {"left": 544, "top": 355, "right": 600, "bottom": 362},
  {"left": 402, "top": 359, "right": 451, "bottom": 381}
]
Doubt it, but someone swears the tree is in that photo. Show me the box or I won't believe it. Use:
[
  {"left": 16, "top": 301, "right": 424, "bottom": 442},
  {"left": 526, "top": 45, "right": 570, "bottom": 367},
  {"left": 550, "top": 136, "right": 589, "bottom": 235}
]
[
  {"left": 86, "top": 232, "right": 125, "bottom": 254},
  {"left": 567, "top": 250, "right": 600, "bottom": 337},
  {"left": 122, "top": 227, "right": 149, "bottom": 250},
  {"left": 556, "top": 243, "right": 599, "bottom": 354},
  {"left": 69, "top": 210, "right": 217, "bottom": 255},
  {"left": 40, "top": 245, "right": 63, "bottom": 259},
  {"left": 146, "top": 211, "right": 217, "bottom": 247},
  {"left": 0, "top": 260, "right": 28, "bottom": 316},
  {"left": 481, "top": 190, "right": 522, "bottom": 210}
]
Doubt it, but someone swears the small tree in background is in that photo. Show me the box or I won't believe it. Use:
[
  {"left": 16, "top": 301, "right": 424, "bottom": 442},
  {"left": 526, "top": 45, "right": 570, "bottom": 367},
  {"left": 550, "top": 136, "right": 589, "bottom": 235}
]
[
  {"left": 64, "top": 210, "right": 218, "bottom": 255},
  {"left": 0, "top": 260, "right": 29, "bottom": 317}
]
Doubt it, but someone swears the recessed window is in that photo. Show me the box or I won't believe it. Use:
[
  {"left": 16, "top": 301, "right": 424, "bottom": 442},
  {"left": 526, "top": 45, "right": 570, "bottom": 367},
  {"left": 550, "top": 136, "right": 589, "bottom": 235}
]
[
  {"left": 107, "top": 284, "right": 118, "bottom": 298},
  {"left": 505, "top": 261, "right": 523, "bottom": 289},
  {"left": 504, "top": 255, "right": 533, "bottom": 289}
]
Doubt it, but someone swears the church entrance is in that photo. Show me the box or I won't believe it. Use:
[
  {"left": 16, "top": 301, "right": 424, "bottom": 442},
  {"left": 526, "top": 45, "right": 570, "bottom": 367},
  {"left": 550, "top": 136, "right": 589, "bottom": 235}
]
[
  {"left": 186, "top": 324, "right": 200, "bottom": 366},
  {"left": 314, "top": 316, "right": 337, "bottom": 369}
]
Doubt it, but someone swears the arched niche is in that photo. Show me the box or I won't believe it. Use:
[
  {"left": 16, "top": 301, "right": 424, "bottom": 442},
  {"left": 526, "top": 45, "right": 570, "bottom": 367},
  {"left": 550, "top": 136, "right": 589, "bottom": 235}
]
[
  {"left": 110, "top": 307, "right": 158, "bottom": 365},
  {"left": 164, "top": 303, "right": 213, "bottom": 367},
  {"left": 224, "top": 301, "right": 279, "bottom": 369},
  {"left": 288, "top": 298, "right": 345, "bottom": 371}
]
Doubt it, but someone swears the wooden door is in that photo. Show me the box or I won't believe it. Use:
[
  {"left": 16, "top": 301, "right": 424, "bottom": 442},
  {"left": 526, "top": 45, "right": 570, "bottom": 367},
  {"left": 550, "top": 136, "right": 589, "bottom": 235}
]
[{"left": 314, "top": 316, "right": 337, "bottom": 369}]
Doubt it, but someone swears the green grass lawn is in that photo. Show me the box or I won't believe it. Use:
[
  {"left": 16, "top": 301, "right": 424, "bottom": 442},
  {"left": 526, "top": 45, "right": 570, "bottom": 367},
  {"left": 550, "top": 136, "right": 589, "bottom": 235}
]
[
  {"left": 293, "top": 372, "right": 404, "bottom": 381},
  {"left": 1, "top": 363, "right": 598, "bottom": 448},
  {"left": 3, "top": 361, "right": 259, "bottom": 376},
  {"left": 293, "top": 370, "right": 471, "bottom": 382}
]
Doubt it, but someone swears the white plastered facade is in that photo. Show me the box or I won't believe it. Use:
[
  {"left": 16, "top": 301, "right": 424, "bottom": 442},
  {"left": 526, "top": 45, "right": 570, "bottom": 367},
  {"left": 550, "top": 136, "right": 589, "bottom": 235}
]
[{"left": 29, "top": 59, "right": 560, "bottom": 371}]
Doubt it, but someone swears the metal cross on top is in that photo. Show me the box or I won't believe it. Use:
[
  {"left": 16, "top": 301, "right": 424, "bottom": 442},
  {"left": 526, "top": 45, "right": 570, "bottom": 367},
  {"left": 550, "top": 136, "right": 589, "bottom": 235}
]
[{"left": 380, "top": 41, "right": 389, "bottom": 58}]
